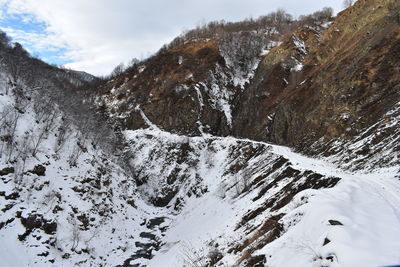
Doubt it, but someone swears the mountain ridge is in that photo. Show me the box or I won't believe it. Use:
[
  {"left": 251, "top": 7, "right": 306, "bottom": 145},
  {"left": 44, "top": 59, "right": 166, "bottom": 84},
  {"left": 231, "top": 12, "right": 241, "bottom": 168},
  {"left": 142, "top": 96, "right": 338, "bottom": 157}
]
[
  {"left": 0, "top": 0, "right": 399, "bottom": 266},
  {"left": 98, "top": 0, "right": 399, "bottom": 154}
]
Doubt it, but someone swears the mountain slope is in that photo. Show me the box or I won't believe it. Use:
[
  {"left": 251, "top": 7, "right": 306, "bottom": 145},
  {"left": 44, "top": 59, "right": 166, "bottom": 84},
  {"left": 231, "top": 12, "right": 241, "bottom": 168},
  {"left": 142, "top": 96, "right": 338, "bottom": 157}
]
[
  {"left": 99, "top": 0, "right": 399, "bottom": 152},
  {"left": 120, "top": 112, "right": 399, "bottom": 267},
  {"left": 0, "top": 57, "right": 159, "bottom": 266},
  {"left": 0, "top": 0, "right": 400, "bottom": 266}
]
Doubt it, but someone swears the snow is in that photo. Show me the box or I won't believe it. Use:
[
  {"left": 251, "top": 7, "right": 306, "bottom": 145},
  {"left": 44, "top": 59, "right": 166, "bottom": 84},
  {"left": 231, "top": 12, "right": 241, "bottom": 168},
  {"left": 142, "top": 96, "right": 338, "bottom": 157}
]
[
  {"left": 322, "top": 21, "right": 333, "bottom": 29},
  {"left": 321, "top": 102, "right": 400, "bottom": 171},
  {"left": 193, "top": 84, "right": 204, "bottom": 110},
  {"left": 293, "top": 36, "right": 307, "bottom": 55},
  {"left": 340, "top": 112, "right": 350, "bottom": 121},
  {"left": 261, "top": 41, "right": 283, "bottom": 56},
  {"left": 258, "top": 170, "right": 400, "bottom": 267},
  {"left": 174, "top": 84, "right": 189, "bottom": 93},
  {"left": 0, "top": 71, "right": 163, "bottom": 267},
  {"left": 135, "top": 104, "right": 161, "bottom": 131},
  {"left": 1, "top": 59, "right": 400, "bottom": 267},
  {"left": 260, "top": 49, "right": 271, "bottom": 56},
  {"left": 122, "top": 126, "right": 400, "bottom": 267},
  {"left": 291, "top": 62, "right": 304, "bottom": 72},
  {"left": 291, "top": 35, "right": 307, "bottom": 72},
  {"left": 138, "top": 65, "right": 146, "bottom": 73},
  {"left": 0, "top": 221, "right": 31, "bottom": 267},
  {"left": 199, "top": 75, "right": 234, "bottom": 127}
]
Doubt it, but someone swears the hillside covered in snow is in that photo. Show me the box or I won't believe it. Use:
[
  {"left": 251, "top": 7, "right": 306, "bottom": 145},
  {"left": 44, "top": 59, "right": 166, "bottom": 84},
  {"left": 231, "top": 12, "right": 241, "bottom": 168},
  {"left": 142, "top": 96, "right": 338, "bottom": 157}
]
[{"left": 1, "top": 0, "right": 400, "bottom": 266}]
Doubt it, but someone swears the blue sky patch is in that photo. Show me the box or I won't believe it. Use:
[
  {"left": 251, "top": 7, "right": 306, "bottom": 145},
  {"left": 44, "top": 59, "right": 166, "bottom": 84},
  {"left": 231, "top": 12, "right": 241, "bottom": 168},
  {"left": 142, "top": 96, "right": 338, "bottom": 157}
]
[{"left": 0, "top": 9, "right": 71, "bottom": 66}]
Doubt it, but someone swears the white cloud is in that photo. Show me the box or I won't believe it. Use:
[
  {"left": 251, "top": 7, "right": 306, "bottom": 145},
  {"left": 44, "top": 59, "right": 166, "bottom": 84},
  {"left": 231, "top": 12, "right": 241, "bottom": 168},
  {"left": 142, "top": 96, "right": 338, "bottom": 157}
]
[
  {"left": 0, "top": 0, "right": 8, "bottom": 19},
  {"left": 1, "top": 0, "right": 343, "bottom": 76},
  {"left": 1, "top": 26, "right": 68, "bottom": 52}
]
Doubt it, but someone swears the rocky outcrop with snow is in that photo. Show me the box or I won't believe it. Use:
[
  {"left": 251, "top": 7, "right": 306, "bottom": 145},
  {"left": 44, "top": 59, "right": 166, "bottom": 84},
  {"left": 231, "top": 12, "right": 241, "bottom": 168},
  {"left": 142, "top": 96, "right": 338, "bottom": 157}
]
[{"left": 1, "top": 0, "right": 400, "bottom": 266}]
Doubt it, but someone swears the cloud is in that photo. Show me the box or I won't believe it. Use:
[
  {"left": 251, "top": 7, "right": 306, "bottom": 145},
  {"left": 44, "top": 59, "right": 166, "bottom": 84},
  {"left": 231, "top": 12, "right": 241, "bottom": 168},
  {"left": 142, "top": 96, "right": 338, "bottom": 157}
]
[
  {"left": 2, "top": 26, "right": 67, "bottom": 51},
  {"left": 0, "top": 0, "right": 343, "bottom": 76}
]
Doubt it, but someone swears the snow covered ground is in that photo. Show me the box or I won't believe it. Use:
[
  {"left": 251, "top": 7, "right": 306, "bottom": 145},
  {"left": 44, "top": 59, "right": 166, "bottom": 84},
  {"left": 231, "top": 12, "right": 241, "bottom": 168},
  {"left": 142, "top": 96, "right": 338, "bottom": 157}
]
[
  {"left": 123, "top": 126, "right": 400, "bottom": 267},
  {"left": 254, "top": 162, "right": 400, "bottom": 267},
  {"left": 1, "top": 65, "right": 399, "bottom": 267},
  {"left": 0, "top": 71, "right": 162, "bottom": 266}
]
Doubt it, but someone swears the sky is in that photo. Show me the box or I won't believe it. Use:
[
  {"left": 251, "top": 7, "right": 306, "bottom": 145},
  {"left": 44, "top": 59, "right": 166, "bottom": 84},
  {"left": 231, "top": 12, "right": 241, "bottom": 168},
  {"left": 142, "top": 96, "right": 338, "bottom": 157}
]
[{"left": 0, "top": 0, "right": 344, "bottom": 76}]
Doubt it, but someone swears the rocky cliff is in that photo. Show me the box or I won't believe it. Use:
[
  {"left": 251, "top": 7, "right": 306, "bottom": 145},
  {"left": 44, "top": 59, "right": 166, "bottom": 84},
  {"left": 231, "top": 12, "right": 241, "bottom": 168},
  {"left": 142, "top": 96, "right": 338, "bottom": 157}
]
[
  {"left": 99, "top": 0, "right": 399, "bottom": 154},
  {"left": 1, "top": 0, "right": 400, "bottom": 266}
]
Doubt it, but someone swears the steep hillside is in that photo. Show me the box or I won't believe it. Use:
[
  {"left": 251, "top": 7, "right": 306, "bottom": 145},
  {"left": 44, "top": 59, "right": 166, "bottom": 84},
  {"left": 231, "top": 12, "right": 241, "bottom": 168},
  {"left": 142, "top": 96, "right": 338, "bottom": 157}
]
[
  {"left": 257, "top": 0, "right": 400, "bottom": 150},
  {"left": 99, "top": 0, "right": 399, "bottom": 154},
  {"left": 96, "top": 9, "right": 303, "bottom": 138},
  {"left": 0, "top": 42, "right": 156, "bottom": 266},
  {"left": 93, "top": 0, "right": 400, "bottom": 265}
]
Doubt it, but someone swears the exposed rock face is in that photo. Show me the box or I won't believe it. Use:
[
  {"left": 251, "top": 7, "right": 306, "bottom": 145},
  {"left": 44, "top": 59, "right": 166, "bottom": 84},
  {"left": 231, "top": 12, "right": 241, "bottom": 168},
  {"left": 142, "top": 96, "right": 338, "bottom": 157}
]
[
  {"left": 82, "top": 1, "right": 400, "bottom": 264},
  {"left": 30, "top": 165, "right": 46, "bottom": 176},
  {"left": 1, "top": 1, "right": 399, "bottom": 266},
  {"left": 267, "top": 0, "right": 400, "bottom": 151},
  {"left": 98, "top": 41, "right": 232, "bottom": 137},
  {"left": 18, "top": 213, "right": 57, "bottom": 241},
  {"left": 99, "top": 0, "right": 400, "bottom": 154},
  {"left": 0, "top": 167, "right": 14, "bottom": 176}
]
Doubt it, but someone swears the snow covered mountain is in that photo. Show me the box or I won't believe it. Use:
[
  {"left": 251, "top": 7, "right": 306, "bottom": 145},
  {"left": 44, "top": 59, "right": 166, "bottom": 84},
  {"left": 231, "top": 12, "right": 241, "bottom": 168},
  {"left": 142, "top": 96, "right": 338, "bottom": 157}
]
[{"left": 1, "top": 0, "right": 400, "bottom": 266}]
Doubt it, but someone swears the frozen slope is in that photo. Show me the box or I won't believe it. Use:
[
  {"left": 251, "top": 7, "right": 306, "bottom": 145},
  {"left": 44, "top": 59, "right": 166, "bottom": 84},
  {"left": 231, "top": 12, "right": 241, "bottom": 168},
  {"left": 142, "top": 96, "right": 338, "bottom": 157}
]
[
  {"left": 1, "top": 64, "right": 399, "bottom": 266},
  {"left": 254, "top": 164, "right": 400, "bottom": 267},
  {"left": 148, "top": 153, "right": 400, "bottom": 266},
  {"left": 122, "top": 126, "right": 400, "bottom": 267},
  {"left": 0, "top": 69, "right": 165, "bottom": 267}
]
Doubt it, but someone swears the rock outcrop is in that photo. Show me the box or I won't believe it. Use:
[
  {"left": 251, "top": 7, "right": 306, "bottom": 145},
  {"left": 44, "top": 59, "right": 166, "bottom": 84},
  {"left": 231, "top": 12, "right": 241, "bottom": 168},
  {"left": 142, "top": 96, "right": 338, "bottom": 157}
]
[{"left": 99, "top": 0, "right": 400, "bottom": 155}]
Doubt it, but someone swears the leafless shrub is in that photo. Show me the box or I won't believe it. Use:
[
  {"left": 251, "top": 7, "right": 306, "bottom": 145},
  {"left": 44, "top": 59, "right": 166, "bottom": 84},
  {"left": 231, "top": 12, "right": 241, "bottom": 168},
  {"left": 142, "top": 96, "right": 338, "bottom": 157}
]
[
  {"left": 31, "top": 112, "right": 58, "bottom": 158},
  {"left": 343, "top": 0, "right": 354, "bottom": 9},
  {"left": 1, "top": 107, "right": 21, "bottom": 162},
  {"left": 218, "top": 31, "right": 265, "bottom": 73},
  {"left": 295, "top": 238, "right": 324, "bottom": 263},
  {"left": 13, "top": 158, "right": 26, "bottom": 189},
  {"left": 68, "top": 143, "right": 84, "bottom": 167},
  {"left": 181, "top": 242, "right": 208, "bottom": 267},
  {"left": 109, "top": 62, "right": 125, "bottom": 78},
  {"left": 55, "top": 121, "right": 72, "bottom": 153},
  {"left": 298, "top": 7, "right": 333, "bottom": 29},
  {"left": 181, "top": 241, "right": 224, "bottom": 267},
  {"left": 41, "top": 190, "right": 62, "bottom": 213},
  {"left": 69, "top": 217, "right": 81, "bottom": 251}
]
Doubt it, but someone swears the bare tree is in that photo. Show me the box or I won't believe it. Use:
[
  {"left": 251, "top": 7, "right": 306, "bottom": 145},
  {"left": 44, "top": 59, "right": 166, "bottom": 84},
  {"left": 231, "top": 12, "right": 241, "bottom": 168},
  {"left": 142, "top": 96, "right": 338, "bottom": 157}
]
[
  {"left": 11, "top": 132, "right": 30, "bottom": 189},
  {"left": 219, "top": 31, "right": 265, "bottom": 74},
  {"left": 233, "top": 169, "right": 252, "bottom": 197},
  {"left": 30, "top": 110, "right": 58, "bottom": 157},
  {"left": 181, "top": 242, "right": 208, "bottom": 267},
  {"left": 343, "top": 0, "right": 354, "bottom": 9},
  {"left": 69, "top": 217, "right": 81, "bottom": 251},
  {"left": 30, "top": 127, "right": 47, "bottom": 158},
  {"left": 13, "top": 160, "right": 26, "bottom": 189},
  {"left": 110, "top": 63, "right": 125, "bottom": 77},
  {"left": 55, "top": 121, "right": 72, "bottom": 153},
  {"left": 68, "top": 145, "right": 83, "bottom": 167},
  {"left": 3, "top": 108, "right": 21, "bottom": 162},
  {"left": 0, "top": 105, "right": 15, "bottom": 157},
  {"left": 298, "top": 7, "right": 333, "bottom": 29},
  {"left": 216, "top": 181, "right": 227, "bottom": 199},
  {"left": 0, "top": 31, "right": 11, "bottom": 46}
]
